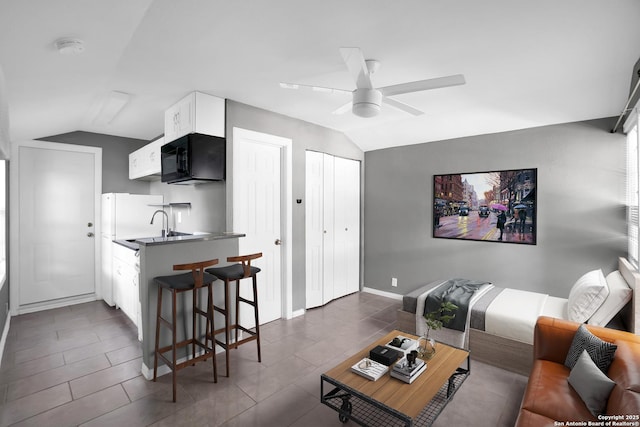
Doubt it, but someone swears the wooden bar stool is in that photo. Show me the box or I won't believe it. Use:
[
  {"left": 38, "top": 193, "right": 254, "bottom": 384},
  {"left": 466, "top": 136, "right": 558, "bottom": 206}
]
[
  {"left": 153, "top": 259, "right": 219, "bottom": 402},
  {"left": 206, "top": 253, "right": 262, "bottom": 377}
]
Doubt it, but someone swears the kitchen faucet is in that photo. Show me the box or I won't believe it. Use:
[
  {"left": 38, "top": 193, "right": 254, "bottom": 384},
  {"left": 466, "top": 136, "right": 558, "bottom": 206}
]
[{"left": 150, "top": 209, "right": 170, "bottom": 237}]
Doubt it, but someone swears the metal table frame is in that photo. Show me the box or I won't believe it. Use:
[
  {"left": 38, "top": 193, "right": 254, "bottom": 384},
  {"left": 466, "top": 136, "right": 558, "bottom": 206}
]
[{"left": 321, "top": 355, "right": 470, "bottom": 427}]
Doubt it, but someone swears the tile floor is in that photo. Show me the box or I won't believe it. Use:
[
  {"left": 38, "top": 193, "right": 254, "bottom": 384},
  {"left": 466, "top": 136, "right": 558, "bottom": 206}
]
[{"left": 0, "top": 292, "right": 527, "bottom": 426}]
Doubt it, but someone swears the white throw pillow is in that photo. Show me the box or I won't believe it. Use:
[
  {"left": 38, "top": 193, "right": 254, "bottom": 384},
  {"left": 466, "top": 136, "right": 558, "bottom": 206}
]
[
  {"left": 588, "top": 270, "right": 632, "bottom": 327},
  {"left": 567, "top": 269, "right": 609, "bottom": 323}
]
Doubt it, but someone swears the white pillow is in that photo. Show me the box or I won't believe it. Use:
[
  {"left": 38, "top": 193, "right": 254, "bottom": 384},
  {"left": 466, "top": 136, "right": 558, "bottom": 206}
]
[
  {"left": 588, "top": 270, "right": 632, "bottom": 327},
  {"left": 567, "top": 269, "right": 609, "bottom": 323}
]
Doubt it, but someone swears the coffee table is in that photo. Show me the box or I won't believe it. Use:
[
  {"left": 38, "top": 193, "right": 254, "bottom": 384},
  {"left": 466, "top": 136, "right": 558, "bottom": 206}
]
[{"left": 321, "top": 329, "right": 470, "bottom": 427}]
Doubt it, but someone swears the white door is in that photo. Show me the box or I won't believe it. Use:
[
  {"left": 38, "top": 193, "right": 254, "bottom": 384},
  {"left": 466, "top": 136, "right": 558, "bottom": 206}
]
[
  {"left": 334, "top": 157, "right": 360, "bottom": 296},
  {"left": 305, "top": 152, "right": 360, "bottom": 308},
  {"left": 15, "top": 142, "right": 101, "bottom": 308},
  {"left": 322, "top": 154, "right": 335, "bottom": 304},
  {"left": 233, "top": 129, "right": 288, "bottom": 325},
  {"left": 305, "top": 151, "right": 325, "bottom": 308}
]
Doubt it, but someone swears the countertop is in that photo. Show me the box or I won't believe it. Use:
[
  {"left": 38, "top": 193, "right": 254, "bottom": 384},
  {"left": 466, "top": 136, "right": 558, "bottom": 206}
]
[{"left": 114, "top": 232, "right": 245, "bottom": 250}]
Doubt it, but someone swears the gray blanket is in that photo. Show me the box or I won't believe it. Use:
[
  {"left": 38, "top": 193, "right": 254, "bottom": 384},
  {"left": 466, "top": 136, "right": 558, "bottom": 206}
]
[
  {"left": 424, "top": 279, "right": 490, "bottom": 331},
  {"left": 470, "top": 286, "right": 504, "bottom": 331}
]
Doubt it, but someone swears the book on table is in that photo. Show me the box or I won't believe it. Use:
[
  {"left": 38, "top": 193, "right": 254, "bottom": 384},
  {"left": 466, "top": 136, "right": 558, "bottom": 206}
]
[
  {"left": 350, "top": 358, "right": 389, "bottom": 381},
  {"left": 390, "top": 356, "right": 427, "bottom": 384}
]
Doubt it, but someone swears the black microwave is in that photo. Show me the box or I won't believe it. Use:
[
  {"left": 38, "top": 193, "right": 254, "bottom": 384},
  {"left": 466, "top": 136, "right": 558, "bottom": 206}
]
[{"left": 161, "top": 133, "right": 226, "bottom": 184}]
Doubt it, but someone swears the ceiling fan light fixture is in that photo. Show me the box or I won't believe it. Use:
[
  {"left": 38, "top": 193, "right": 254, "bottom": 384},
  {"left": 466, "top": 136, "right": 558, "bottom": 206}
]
[{"left": 352, "top": 88, "right": 382, "bottom": 118}]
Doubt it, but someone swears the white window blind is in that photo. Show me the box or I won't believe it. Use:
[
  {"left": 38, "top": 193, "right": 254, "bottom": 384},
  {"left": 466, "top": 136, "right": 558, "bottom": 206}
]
[{"left": 627, "top": 116, "right": 639, "bottom": 268}]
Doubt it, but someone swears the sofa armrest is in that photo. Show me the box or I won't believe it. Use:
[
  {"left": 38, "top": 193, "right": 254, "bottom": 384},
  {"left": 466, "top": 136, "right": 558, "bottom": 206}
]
[{"left": 534, "top": 317, "right": 580, "bottom": 364}]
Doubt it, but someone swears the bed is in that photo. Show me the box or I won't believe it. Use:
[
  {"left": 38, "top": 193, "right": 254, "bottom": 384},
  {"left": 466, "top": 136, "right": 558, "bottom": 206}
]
[{"left": 396, "top": 257, "right": 640, "bottom": 375}]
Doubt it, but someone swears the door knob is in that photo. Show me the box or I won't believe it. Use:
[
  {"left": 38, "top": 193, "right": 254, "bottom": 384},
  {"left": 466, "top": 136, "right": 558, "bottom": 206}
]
[
  {"left": 87, "top": 232, "right": 94, "bottom": 237},
  {"left": 275, "top": 239, "right": 282, "bottom": 245},
  {"left": 87, "top": 222, "right": 93, "bottom": 227}
]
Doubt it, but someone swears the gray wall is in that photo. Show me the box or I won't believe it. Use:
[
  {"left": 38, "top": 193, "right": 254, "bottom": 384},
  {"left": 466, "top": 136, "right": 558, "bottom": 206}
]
[
  {"left": 40, "top": 131, "right": 151, "bottom": 194},
  {"left": 364, "top": 118, "right": 626, "bottom": 299},
  {"left": 147, "top": 180, "right": 226, "bottom": 233},
  {"left": 226, "top": 100, "right": 364, "bottom": 311}
]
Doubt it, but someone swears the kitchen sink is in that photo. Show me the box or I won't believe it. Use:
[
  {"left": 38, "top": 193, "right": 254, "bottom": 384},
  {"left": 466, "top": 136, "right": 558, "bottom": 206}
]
[
  {"left": 125, "top": 231, "right": 192, "bottom": 243},
  {"left": 166, "top": 231, "right": 192, "bottom": 237}
]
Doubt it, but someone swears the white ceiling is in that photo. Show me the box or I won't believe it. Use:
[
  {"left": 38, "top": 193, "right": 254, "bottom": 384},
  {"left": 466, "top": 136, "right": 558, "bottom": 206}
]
[{"left": 1, "top": 0, "right": 639, "bottom": 152}]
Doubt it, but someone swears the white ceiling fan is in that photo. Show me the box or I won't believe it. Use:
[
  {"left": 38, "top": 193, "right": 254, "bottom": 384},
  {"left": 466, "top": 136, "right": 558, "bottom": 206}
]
[{"left": 280, "top": 47, "right": 466, "bottom": 118}]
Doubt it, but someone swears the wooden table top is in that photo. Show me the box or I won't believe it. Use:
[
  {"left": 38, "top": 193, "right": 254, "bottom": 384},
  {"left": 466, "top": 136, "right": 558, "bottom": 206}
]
[{"left": 323, "top": 329, "right": 469, "bottom": 420}]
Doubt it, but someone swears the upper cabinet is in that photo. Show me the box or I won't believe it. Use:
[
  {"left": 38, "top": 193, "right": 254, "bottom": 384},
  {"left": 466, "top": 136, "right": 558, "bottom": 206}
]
[
  {"left": 129, "top": 136, "right": 164, "bottom": 180},
  {"left": 164, "top": 92, "right": 225, "bottom": 142}
]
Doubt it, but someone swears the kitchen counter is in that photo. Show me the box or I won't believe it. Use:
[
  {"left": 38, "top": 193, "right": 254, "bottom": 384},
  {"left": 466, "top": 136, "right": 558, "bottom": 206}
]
[
  {"left": 136, "top": 231, "right": 245, "bottom": 246},
  {"left": 114, "top": 232, "right": 245, "bottom": 251},
  {"left": 136, "top": 232, "right": 245, "bottom": 379}
]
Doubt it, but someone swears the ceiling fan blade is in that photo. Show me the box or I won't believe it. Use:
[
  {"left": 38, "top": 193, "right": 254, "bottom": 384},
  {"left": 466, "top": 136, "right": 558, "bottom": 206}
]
[
  {"left": 382, "top": 97, "right": 424, "bottom": 116},
  {"left": 279, "top": 82, "right": 351, "bottom": 95},
  {"left": 380, "top": 74, "right": 465, "bottom": 97},
  {"left": 339, "top": 47, "right": 373, "bottom": 89},
  {"left": 332, "top": 101, "right": 353, "bottom": 115}
]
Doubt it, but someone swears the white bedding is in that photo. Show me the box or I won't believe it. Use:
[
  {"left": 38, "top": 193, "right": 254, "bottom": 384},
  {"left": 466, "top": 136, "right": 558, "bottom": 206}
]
[
  {"left": 414, "top": 285, "right": 569, "bottom": 346},
  {"left": 484, "top": 289, "right": 559, "bottom": 345},
  {"left": 541, "top": 296, "right": 568, "bottom": 319}
]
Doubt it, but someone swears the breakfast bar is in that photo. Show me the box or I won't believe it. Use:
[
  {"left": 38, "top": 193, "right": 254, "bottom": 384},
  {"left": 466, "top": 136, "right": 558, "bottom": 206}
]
[{"left": 131, "top": 232, "right": 245, "bottom": 378}]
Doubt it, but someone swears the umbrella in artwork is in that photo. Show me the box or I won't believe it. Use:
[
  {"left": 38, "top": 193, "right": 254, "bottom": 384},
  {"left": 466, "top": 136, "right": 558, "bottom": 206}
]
[{"left": 491, "top": 203, "right": 508, "bottom": 211}]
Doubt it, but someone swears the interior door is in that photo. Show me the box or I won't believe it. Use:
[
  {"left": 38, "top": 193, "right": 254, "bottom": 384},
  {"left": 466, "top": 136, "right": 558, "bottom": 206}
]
[
  {"left": 322, "top": 154, "right": 335, "bottom": 304},
  {"left": 334, "top": 156, "right": 360, "bottom": 296},
  {"left": 305, "top": 153, "right": 360, "bottom": 308},
  {"left": 305, "top": 151, "right": 324, "bottom": 309},
  {"left": 17, "top": 142, "right": 100, "bottom": 306},
  {"left": 233, "top": 131, "right": 282, "bottom": 325}
]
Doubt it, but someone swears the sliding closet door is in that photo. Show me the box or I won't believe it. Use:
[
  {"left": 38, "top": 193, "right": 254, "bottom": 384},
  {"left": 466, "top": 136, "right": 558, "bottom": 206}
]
[
  {"left": 305, "top": 151, "right": 359, "bottom": 309},
  {"left": 334, "top": 156, "right": 360, "bottom": 297},
  {"left": 322, "top": 154, "right": 335, "bottom": 304},
  {"left": 305, "top": 151, "right": 325, "bottom": 309}
]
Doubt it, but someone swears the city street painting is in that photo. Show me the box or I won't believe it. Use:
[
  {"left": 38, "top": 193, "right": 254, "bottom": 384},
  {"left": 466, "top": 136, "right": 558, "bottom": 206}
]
[{"left": 433, "top": 168, "right": 537, "bottom": 245}]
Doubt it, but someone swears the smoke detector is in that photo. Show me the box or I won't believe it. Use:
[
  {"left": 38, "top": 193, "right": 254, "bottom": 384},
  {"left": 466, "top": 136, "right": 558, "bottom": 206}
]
[{"left": 55, "top": 38, "right": 85, "bottom": 55}]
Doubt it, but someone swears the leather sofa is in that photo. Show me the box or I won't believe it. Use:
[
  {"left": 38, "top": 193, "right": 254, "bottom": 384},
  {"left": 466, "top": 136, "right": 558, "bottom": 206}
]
[{"left": 515, "top": 316, "right": 640, "bottom": 427}]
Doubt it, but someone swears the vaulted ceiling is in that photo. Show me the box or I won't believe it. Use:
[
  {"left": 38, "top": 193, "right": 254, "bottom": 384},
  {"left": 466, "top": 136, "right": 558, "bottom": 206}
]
[{"left": 1, "top": 1, "right": 639, "bottom": 152}]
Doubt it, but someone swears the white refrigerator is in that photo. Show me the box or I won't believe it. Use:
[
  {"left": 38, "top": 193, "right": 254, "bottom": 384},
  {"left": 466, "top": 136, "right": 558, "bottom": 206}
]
[{"left": 101, "top": 193, "right": 163, "bottom": 306}]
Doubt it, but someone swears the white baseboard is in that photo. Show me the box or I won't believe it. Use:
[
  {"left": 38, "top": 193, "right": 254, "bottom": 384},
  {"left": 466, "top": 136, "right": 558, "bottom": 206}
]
[
  {"left": 362, "top": 286, "right": 403, "bottom": 301},
  {"left": 15, "top": 294, "right": 98, "bottom": 315},
  {"left": 0, "top": 312, "right": 11, "bottom": 368},
  {"left": 291, "top": 308, "right": 305, "bottom": 318}
]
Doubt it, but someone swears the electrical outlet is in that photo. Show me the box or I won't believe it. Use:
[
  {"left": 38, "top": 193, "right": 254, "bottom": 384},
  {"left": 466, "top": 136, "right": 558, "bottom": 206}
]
[{"left": 391, "top": 277, "right": 398, "bottom": 287}]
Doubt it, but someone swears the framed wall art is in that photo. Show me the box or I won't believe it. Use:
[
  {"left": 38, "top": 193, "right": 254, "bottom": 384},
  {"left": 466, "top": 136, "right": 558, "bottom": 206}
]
[{"left": 433, "top": 168, "right": 536, "bottom": 245}]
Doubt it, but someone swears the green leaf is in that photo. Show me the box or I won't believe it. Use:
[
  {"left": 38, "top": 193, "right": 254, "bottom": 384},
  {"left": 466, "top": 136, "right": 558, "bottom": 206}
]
[{"left": 423, "top": 301, "right": 458, "bottom": 331}]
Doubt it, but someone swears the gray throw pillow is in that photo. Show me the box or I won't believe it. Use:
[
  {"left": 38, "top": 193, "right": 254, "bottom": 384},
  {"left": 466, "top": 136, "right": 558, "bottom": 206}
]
[
  {"left": 564, "top": 324, "right": 617, "bottom": 373},
  {"left": 568, "top": 350, "right": 616, "bottom": 416}
]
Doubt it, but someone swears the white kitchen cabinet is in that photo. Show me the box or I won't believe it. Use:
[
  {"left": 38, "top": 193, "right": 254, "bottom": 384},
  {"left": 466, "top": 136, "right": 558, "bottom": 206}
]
[
  {"left": 164, "top": 91, "right": 225, "bottom": 142},
  {"left": 305, "top": 151, "right": 360, "bottom": 309},
  {"left": 112, "top": 242, "right": 142, "bottom": 339},
  {"left": 129, "top": 136, "right": 163, "bottom": 180}
]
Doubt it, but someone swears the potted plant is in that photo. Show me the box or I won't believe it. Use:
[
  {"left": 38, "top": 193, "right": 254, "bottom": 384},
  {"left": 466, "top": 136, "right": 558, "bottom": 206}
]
[{"left": 418, "top": 301, "right": 458, "bottom": 359}]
